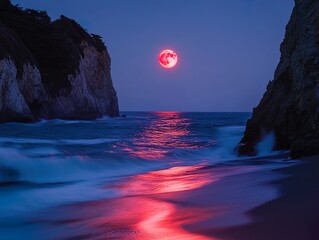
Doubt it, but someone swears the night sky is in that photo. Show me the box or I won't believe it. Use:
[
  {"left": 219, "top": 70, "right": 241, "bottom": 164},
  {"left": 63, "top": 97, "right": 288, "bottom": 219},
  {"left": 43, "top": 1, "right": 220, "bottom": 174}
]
[{"left": 13, "top": 0, "right": 294, "bottom": 112}]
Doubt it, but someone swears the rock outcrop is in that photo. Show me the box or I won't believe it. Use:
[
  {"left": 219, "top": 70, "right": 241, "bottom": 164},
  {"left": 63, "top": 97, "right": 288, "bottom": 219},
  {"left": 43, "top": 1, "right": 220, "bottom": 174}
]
[
  {"left": 0, "top": 0, "right": 119, "bottom": 122},
  {"left": 238, "top": 0, "right": 319, "bottom": 158}
]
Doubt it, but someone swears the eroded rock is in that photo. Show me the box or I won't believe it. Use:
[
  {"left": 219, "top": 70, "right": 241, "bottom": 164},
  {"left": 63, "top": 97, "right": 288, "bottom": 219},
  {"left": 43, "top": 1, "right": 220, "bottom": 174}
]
[
  {"left": 0, "top": 0, "right": 119, "bottom": 122},
  {"left": 238, "top": 0, "right": 319, "bottom": 158}
]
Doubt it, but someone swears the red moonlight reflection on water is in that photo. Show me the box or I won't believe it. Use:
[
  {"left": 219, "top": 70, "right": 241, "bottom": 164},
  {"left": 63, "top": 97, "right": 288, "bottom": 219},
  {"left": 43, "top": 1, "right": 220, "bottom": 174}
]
[
  {"left": 121, "top": 112, "right": 197, "bottom": 160},
  {"left": 119, "top": 164, "right": 216, "bottom": 195},
  {"left": 159, "top": 49, "right": 178, "bottom": 68}
]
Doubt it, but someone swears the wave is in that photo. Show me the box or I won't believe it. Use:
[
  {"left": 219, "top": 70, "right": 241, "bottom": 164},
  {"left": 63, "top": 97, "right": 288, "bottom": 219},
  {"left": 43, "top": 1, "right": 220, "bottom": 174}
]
[
  {"left": 0, "top": 137, "right": 117, "bottom": 145},
  {"left": 210, "top": 126, "right": 286, "bottom": 160},
  {"left": 256, "top": 132, "right": 275, "bottom": 156},
  {"left": 207, "top": 126, "right": 246, "bottom": 160},
  {"left": 0, "top": 146, "right": 161, "bottom": 184},
  {"left": 0, "top": 124, "right": 284, "bottom": 185}
]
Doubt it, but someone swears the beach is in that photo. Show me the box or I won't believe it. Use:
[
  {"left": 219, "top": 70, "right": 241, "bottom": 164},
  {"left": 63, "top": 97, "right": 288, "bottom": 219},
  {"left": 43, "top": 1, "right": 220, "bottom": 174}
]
[
  {"left": 38, "top": 155, "right": 318, "bottom": 240},
  {"left": 1, "top": 154, "right": 304, "bottom": 240},
  {"left": 0, "top": 113, "right": 317, "bottom": 240},
  {"left": 210, "top": 155, "right": 319, "bottom": 240}
]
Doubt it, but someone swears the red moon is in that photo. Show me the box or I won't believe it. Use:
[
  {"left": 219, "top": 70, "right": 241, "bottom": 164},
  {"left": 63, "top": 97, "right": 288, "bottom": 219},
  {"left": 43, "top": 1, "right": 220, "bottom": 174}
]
[{"left": 158, "top": 49, "right": 178, "bottom": 69}]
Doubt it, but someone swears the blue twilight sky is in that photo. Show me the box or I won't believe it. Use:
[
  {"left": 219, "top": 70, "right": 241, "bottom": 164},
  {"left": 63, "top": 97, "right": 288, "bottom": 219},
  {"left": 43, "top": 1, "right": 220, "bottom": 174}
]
[{"left": 13, "top": 0, "right": 294, "bottom": 112}]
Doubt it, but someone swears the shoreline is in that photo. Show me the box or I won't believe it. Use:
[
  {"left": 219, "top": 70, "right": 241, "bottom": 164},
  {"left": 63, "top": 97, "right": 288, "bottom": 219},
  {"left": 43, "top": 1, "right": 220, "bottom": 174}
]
[
  {"left": 1, "top": 154, "right": 315, "bottom": 240},
  {"left": 6, "top": 154, "right": 293, "bottom": 240},
  {"left": 207, "top": 155, "right": 319, "bottom": 240}
]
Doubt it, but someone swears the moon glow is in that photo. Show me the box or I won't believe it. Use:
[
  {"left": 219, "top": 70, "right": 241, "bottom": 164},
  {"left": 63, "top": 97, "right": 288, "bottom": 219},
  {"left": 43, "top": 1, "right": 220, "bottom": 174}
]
[{"left": 158, "top": 49, "right": 178, "bottom": 69}]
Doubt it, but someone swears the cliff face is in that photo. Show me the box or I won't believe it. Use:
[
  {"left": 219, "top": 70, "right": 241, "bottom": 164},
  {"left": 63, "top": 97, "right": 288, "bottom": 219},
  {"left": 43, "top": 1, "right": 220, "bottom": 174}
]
[
  {"left": 239, "top": 0, "right": 319, "bottom": 158},
  {"left": 0, "top": 0, "right": 119, "bottom": 122}
]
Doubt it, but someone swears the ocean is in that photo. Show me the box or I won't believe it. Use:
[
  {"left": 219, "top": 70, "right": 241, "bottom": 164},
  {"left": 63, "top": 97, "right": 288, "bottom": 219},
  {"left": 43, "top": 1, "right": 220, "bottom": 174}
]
[{"left": 0, "top": 112, "right": 294, "bottom": 240}]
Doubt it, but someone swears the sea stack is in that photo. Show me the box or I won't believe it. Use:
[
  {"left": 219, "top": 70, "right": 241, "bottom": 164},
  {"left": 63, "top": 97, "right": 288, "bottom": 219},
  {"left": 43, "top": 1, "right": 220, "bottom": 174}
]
[
  {"left": 238, "top": 0, "right": 319, "bottom": 158},
  {"left": 0, "top": 0, "right": 119, "bottom": 122}
]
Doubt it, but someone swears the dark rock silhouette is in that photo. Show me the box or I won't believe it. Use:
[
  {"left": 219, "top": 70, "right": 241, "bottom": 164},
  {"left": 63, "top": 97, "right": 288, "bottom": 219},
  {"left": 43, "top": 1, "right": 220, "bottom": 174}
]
[
  {"left": 0, "top": 0, "right": 119, "bottom": 122},
  {"left": 238, "top": 0, "right": 319, "bottom": 158}
]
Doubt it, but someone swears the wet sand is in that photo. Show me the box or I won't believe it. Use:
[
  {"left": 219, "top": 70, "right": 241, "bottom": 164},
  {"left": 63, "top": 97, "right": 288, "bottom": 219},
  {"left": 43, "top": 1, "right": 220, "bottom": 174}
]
[{"left": 206, "top": 156, "right": 319, "bottom": 240}]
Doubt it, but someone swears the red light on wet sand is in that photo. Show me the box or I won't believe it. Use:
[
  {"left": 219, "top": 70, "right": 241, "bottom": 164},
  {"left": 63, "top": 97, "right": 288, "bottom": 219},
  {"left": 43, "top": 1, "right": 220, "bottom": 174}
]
[
  {"left": 88, "top": 165, "right": 216, "bottom": 239},
  {"left": 121, "top": 164, "right": 215, "bottom": 195},
  {"left": 158, "top": 49, "right": 178, "bottom": 68}
]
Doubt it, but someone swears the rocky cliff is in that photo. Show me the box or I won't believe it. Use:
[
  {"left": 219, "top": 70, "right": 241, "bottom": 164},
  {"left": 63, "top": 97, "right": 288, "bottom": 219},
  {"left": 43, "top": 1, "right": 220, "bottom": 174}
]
[
  {"left": 238, "top": 0, "right": 319, "bottom": 158},
  {"left": 0, "top": 0, "right": 119, "bottom": 122}
]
